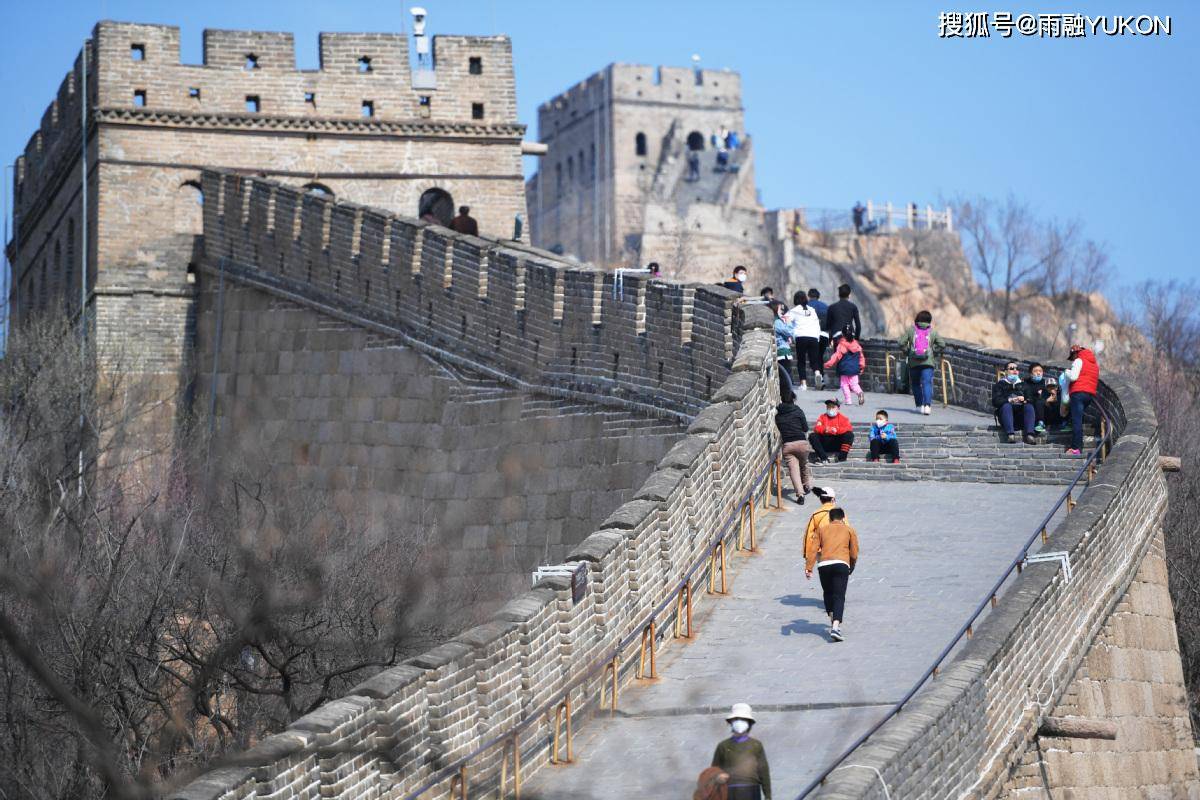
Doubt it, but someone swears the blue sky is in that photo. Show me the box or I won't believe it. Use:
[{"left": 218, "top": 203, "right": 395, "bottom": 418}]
[{"left": 2, "top": 1, "right": 1195, "bottom": 299}]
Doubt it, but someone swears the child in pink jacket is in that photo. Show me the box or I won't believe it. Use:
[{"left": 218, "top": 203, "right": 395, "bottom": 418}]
[{"left": 824, "top": 330, "right": 867, "bottom": 405}]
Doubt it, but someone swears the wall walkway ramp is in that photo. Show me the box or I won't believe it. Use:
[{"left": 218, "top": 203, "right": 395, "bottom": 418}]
[{"left": 521, "top": 403, "right": 1075, "bottom": 798}]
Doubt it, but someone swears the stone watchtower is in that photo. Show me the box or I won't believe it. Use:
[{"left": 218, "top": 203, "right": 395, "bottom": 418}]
[
  {"left": 8, "top": 19, "right": 528, "bottom": 382},
  {"left": 526, "top": 64, "right": 767, "bottom": 281}
]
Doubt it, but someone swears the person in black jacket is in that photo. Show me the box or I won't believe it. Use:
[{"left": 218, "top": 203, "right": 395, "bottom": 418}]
[
  {"left": 774, "top": 388, "right": 812, "bottom": 505},
  {"left": 1023, "top": 362, "right": 1062, "bottom": 434},
  {"left": 992, "top": 361, "right": 1037, "bottom": 444},
  {"left": 824, "top": 284, "right": 861, "bottom": 342}
]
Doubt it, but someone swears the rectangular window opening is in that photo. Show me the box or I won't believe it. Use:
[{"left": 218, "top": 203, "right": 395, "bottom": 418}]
[
  {"left": 419, "top": 95, "right": 432, "bottom": 107},
  {"left": 468, "top": 56, "right": 482, "bottom": 75},
  {"left": 188, "top": 87, "right": 201, "bottom": 100},
  {"left": 133, "top": 90, "right": 146, "bottom": 107},
  {"left": 361, "top": 100, "right": 375, "bottom": 117},
  {"left": 131, "top": 44, "right": 145, "bottom": 61},
  {"left": 245, "top": 95, "right": 260, "bottom": 113},
  {"left": 304, "top": 91, "right": 315, "bottom": 106},
  {"left": 358, "top": 56, "right": 372, "bottom": 73},
  {"left": 471, "top": 102, "right": 484, "bottom": 120},
  {"left": 245, "top": 54, "right": 258, "bottom": 70}
]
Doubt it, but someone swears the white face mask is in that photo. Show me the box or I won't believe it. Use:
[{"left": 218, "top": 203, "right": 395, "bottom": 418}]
[
  {"left": 875, "top": 419, "right": 887, "bottom": 426},
  {"left": 827, "top": 409, "right": 838, "bottom": 417},
  {"left": 730, "top": 719, "right": 750, "bottom": 735}
]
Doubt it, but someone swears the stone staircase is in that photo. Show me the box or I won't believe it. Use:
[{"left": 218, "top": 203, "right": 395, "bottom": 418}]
[{"left": 808, "top": 422, "right": 1096, "bottom": 485}]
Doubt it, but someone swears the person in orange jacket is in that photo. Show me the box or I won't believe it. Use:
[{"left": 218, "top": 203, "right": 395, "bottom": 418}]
[
  {"left": 808, "top": 398, "right": 855, "bottom": 462},
  {"left": 804, "top": 507, "right": 859, "bottom": 642}
]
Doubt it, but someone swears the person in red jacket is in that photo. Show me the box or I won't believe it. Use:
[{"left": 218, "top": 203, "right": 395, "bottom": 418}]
[
  {"left": 809, "top": 398, "right": 855, "bottom": 462},
  {"left": 1064, "top": 343, "right": 1100, "bottom": 455}
]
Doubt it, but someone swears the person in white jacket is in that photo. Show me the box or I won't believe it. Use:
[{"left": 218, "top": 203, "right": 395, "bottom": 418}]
[{"left": 785, "top": 291, "right": 825, "bottom": 391}]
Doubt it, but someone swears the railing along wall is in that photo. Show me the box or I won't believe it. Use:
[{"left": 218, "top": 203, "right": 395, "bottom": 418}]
[
  {"left": 170, "top": 170, "right": 781, "bottom": 800},
  {"left": 804, "top": 348, "right": 1162, "bottom": 798}
]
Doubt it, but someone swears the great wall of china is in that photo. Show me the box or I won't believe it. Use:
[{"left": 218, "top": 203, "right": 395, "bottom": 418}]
[
  {"left": 164, "top": 170, "right": 1197, "bottom": 799},
  {"left": 6, "top": 20, "right": 1197, "bottom": 800}
]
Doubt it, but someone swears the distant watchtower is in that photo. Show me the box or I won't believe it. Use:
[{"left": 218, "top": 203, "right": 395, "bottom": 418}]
[
  {"left": 526, "top": 64, "right": 764, "bottom": 279},
  {"left": 7, "top": 19, "right": 528, "bottom": 378}
]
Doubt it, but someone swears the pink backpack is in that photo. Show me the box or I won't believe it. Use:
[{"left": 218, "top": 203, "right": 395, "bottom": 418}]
[{"left": 912, "top": 326, "right": 931, "bottom": 357}]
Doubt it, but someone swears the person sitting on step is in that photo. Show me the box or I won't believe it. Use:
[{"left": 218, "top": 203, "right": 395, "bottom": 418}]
[
  {"left": 868, "top": 410, "right": 900, "bottom": 463},
  {"left": 992, "top": 361, "right": 1037, "bottom": 444},
  {"left": 809, "top": 398, "right": 855, "bottom": 462},
  {"left": 1023, "top": 363, "right": 1062, "bottom": 438}
]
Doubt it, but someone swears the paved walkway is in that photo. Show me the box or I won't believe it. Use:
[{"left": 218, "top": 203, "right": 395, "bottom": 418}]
[
  {"left": 523, "top": 478, "right": 1068, "bottom": 799},
  {"left": 788, "top": 387, "right": 988, "bottom": 427}
]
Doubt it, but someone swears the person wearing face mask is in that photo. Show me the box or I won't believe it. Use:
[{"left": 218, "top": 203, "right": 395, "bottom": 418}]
[
  {"left": 809, "top": 398, "right": 855, "bottom": 462},
  {"left": 992, "top": 361, "right": 1037, "bottom": 444},
  {"left": 898, "top": 310, "right": 945, "bottom": 415},
  {"left": 710, "top": 703, "right": 772, "bottom": 800},
  {"left": 1022, "top": 363, "right": 1061, "bottom": 436},
  {"left": 721, "top": 265, "right": 749, "bottom": 295},
  {"left": 868, "top": 410, "right": 900, "bottom": 463}
]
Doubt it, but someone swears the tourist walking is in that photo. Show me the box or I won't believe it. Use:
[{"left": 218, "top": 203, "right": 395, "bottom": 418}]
[
  {"left": 852, "top": 202, "right": 865, "bottom": 234},
  {"left": 868, "top": 410, "right": 900, "bottom": 463},
  {"left": 710, "top": 703, "right": 772, "bottom": 800},
  {"left": 775, "top": 388, "right": 812, "bottom": 505},
  {"left": 804, "top": 488, "right": 844, "bottom": 562},
  {"left": 785, "top": 291, "right": 823, "bottom": 390},
  {"left": 1064, "top": 343, "right": 1100, "bottom": 455},
  {"left": 898, "top": 310, "right": 944, "bottom": 415},
  {"left": 808, "top": 288, "right": 830, "bottom": 367},
  {"left": 770, "top": 300, "right": 796, "bottom": 394},
  {"left": 824, "top": 284, "right": 861, "bottom": 342},
  {"left": 805, "top": 507, "right": 859, "bottom": 642},
  {"left": 823, "top": 328, "right": 866, "bottom": 405},
  {"left": 809, "top": 398, "right": 855, "bottom": 462}
]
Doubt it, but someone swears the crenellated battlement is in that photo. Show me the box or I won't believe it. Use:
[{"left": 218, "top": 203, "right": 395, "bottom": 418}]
[
  {"left": 13, "top": 20, "right": 519, "bottom": 223},
  {"left": 200, "top": 169, "right": 738, "bottom": 412}
]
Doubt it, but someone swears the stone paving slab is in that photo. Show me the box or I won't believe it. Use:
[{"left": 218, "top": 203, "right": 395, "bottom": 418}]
[
  {"left": 523, "top": 479, "right": 1068, "bottom": 799},
  {"left": 788, "top": 391, "right": 992, "bottom": 427}
]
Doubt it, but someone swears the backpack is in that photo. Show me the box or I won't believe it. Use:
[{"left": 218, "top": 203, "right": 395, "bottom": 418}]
[
  {"left": 837, "top": 344, "right": 862, "bottom": 377},
  {"left": 912, "top": 326, "right": 931, "bottom": 357}
]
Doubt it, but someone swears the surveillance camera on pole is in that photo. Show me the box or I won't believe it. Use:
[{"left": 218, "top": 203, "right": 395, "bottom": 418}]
[{"left": 411, "top": 7, "right": 431, "bottom": 71}]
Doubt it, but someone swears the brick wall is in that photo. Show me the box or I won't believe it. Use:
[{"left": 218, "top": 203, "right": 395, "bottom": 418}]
[
  {"left": 193, "top": 283, "right": 685, "bottom": 620},
  {"left": 811, "top": 370, "right": 1189, "bottom": 798},
  {"left": 170, "top": 168, "right": 780, "bottom": 799}
]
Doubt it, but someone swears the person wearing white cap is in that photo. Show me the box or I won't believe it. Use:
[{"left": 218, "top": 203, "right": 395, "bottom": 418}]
[
  {"left": 710, "top": 703, "right": 772, "bottom": 799},
  {"left": 803, "top": 488, "right": 847, "bottom": 567}
]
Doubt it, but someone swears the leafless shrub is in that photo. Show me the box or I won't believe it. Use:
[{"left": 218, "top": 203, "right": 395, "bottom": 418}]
[{"left": 0, "top": 313, "right": 437, "bottom": 800}]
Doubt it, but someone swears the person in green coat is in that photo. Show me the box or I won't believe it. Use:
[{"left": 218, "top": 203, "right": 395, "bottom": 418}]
[
  {"left": 897, "top": 309, "right": 945, "bottom": 415},
  {"left": 711, "top": 703, "right": 771, "bottom": 800}
]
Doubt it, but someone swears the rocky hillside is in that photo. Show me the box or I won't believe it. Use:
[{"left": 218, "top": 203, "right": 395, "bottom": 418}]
[{"left": 775, "top": 226, "right": 1132, "bottom": 360}]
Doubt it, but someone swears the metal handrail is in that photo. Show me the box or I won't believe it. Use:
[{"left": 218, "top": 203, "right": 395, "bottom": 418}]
[
  {"left": 939, "top": 357, "right": 956, "bottom": 407},
  {"left": 400, "top": 446, "right": 784, "bottom": 800},
  {"left": 793, "top": 408, "right": 1114, "bottom": 799}
]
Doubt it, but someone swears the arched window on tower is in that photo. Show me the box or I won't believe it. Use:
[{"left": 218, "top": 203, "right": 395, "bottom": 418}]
[
  {"left": 175, "top": 181, "right": 204, "bottom": 235},
  {"left": 635, "top": 132, "right": 647, "bottom": 157},
  {"left": 418, "top": 187, "right": 455, "bottom": 227}
]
